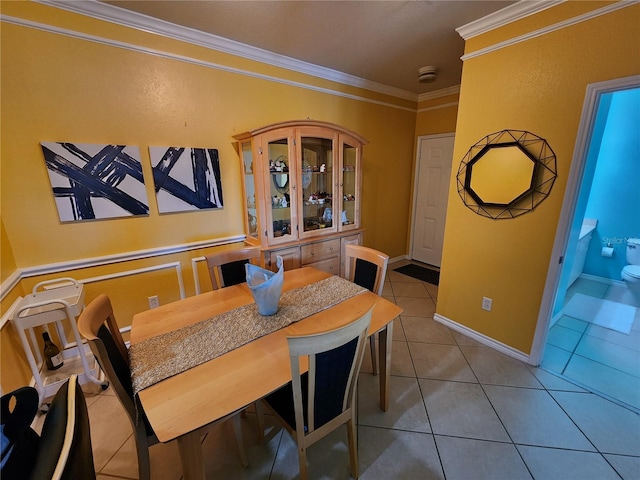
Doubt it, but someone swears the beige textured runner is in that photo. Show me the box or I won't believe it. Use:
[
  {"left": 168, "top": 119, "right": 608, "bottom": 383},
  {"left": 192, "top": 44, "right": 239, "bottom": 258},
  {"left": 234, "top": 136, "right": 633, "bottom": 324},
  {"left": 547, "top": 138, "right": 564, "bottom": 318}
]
[{"left": 130, "top": 275, "right": 366, "bottom": 396}]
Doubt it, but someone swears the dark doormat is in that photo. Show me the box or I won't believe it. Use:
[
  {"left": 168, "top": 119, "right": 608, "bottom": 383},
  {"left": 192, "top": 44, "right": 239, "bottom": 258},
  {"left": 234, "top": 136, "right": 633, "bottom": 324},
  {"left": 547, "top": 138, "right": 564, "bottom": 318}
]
[{"left": 394, "top": 264, "right": 440, "bottom": 286}]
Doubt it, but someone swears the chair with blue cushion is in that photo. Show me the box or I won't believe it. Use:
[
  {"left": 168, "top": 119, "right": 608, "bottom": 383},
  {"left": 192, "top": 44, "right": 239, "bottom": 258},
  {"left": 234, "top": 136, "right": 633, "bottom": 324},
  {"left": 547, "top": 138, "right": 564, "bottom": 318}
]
[
  {"left": 258, "top": 306, "right": 373, "bottom": 479},
  {"left": 205, "top": 245, "right": 262, "bottom": 290},
  {"left": 343, "top": 244, "right": 389, "bottom": 375},
  {"left": 78, "top": 294, "right": 248, "bottom": 480}
]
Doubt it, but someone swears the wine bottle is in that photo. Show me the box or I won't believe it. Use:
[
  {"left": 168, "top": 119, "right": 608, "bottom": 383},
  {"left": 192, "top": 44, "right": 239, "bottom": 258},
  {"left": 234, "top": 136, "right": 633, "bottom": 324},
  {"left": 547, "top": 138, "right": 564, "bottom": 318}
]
[{"left": 42, "top": 332, "right": 64, "bottom": 370}]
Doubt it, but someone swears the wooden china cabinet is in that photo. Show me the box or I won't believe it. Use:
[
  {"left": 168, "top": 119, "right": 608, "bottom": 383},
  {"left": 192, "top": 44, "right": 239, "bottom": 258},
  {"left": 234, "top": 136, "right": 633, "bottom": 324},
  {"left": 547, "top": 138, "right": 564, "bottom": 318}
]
[{"left": 234, "top": 120, "right": 366, "bottom": 276}]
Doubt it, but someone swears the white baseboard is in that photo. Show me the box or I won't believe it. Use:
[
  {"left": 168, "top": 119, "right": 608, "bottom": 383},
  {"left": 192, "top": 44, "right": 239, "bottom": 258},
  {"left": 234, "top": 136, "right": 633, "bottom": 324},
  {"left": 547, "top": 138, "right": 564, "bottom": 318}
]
[
  {"left": 433, "top": 313, "right": 531, "bottom": 365},
  {"left": 388, "top": 255, "right": 410, "bottom": 265},
  {"left": 578, "top": 272, "right": 625, "bottom": 286}
]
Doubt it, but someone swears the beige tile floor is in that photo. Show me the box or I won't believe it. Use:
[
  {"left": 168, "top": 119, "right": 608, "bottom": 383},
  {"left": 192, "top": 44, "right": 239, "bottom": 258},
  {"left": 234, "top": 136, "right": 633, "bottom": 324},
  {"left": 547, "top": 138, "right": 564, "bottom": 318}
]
[{"left": 38, "top": 263, "right": 640, "bottom": 479}]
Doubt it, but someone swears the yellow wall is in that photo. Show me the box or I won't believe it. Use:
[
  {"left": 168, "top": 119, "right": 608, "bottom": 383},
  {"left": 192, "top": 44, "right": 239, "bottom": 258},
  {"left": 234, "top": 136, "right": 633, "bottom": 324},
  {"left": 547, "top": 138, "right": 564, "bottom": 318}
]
[
  {"left": 438, "top": 3, "right": 640, "bottom": 354},
  {"left": 1, "top": 218, "right": 17, "bottom": 283},
  {"left": 0, "top": 4, "right": 415, "bottom": 268},
  {"left": 405, "top": 93, "right": 459, "bottom": 250},
  {"left": 415, "top": 93, "right": 459, "bottom": 138},
  {"left": 0, "top": 3, "right": 416, "bottom": 391}
]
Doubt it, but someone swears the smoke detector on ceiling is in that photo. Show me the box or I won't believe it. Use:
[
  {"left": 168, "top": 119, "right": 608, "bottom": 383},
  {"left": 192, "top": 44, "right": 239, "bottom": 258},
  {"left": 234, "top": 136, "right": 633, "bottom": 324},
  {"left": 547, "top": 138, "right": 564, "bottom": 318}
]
[{"left": 418, "top": 66, "right": 438, "bottom": 83}]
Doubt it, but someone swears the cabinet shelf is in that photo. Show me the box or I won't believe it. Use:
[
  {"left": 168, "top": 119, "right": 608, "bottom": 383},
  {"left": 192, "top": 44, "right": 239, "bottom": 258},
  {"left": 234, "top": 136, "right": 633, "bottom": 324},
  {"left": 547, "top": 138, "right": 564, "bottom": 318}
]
[{"left": 235, "top": 120, "right": 365, "bottom": 270}]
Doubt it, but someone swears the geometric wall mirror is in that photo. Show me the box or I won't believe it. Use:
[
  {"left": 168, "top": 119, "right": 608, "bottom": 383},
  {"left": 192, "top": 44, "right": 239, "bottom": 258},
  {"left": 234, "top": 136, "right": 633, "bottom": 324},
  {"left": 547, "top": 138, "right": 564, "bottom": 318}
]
[{"left": 456, "top": 130, "right": 557, "bottom": 219}]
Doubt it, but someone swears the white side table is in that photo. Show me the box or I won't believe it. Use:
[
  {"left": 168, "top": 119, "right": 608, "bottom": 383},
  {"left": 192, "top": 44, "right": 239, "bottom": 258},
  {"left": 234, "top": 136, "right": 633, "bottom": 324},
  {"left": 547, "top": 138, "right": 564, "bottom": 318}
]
[{"left": 11, "top": 278, "right": 107, "bottom": 409}]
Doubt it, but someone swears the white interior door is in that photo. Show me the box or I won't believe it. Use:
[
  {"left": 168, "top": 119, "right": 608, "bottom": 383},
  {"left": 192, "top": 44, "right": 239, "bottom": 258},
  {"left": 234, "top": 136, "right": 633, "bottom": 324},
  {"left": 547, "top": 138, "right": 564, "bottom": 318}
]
[{"left": 410, "top": 134, "right": 454, "bottom": 267}]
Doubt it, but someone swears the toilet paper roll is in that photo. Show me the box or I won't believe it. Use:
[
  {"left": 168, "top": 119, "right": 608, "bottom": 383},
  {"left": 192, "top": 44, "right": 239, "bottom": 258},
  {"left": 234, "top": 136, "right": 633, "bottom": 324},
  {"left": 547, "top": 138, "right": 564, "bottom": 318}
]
[{"left": 601, "top": 246, "right": 614, "bottom": 257}]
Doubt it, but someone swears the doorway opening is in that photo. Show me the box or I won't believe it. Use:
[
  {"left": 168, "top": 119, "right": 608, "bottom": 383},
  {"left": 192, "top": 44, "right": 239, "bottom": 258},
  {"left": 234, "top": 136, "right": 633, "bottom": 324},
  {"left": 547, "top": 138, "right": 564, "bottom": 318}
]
[{"left": 531, "top": 76, "right": 640, "bottom": 411}]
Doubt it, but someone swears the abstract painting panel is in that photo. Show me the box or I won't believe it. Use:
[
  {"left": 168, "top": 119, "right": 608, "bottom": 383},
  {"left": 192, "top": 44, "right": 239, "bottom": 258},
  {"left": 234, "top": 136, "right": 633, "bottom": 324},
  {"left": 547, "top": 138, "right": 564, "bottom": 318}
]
[
  {"left": 41, "top": 142, "right": 149, "bottom": 222},
  {"left": 149, "top": 146, "right": 224, "bottom": 213}
]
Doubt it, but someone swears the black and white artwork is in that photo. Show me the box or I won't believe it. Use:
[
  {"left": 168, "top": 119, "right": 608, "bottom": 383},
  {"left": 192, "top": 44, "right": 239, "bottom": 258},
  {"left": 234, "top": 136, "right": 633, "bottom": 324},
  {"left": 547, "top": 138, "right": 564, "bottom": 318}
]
[
  {"left": 41, "top": 142, "right": 149, "bottom": 222},
  {"left": 149, "top": 146, "right": 224, "bottom": 213}
]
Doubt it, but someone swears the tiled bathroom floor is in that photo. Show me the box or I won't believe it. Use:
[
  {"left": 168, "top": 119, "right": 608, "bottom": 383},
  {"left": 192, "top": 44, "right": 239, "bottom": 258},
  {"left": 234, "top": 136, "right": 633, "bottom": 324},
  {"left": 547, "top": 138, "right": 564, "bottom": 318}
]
[
  {"left": 38, "top": 267, "right": 640, "bottom": 479},
  {"left": 542, "top": 278, "right": 640, "bottom": 411}
]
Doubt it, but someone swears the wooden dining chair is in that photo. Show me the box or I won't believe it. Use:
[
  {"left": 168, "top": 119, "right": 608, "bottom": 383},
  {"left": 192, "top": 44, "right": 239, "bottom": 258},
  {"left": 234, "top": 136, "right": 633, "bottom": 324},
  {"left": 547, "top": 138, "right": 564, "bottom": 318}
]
[
  {"left": 78, "top": 294, "right": 248, "bottom": 480},
  {"left": 343, "top": 244, "right": 389, "bottom": 375},
  {"left": 205, "top": 245, "right": 262, "bottom": 290},
  {"left": 257, "top": 306, "right": 373, "bottom": 479}
]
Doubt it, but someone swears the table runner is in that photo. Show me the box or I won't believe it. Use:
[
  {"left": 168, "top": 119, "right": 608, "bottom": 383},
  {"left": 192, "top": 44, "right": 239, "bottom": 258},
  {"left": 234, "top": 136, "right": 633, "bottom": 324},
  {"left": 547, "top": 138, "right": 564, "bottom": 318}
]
[{"left": 129, "top": 275, "right": 366, "bottom": 396}]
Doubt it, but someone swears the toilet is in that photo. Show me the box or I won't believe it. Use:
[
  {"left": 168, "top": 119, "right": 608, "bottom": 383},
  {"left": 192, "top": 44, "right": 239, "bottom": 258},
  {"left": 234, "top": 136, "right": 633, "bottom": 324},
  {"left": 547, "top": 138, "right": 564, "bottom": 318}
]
[{"left": 622, "top": 237, "right": 640, "bottom": 302}]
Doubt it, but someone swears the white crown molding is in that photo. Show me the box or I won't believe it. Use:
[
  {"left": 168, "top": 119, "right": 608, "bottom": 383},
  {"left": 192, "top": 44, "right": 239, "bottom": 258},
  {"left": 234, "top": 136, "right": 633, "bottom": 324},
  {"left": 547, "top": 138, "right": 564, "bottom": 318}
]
[
  {"left": 1, "top": 14, "right": 418, "bottom": 112},
  {"left": 417, "top": 102, "right": 459, "bottom": 114},
  {"left": 460, "top": 0, "right": 638, "bottom": 61},
  {"left": 34, "top": 0, "right": 419, "bottom": 102},
  {"left": 418, "top": 85, "right": 460, "bottom": 102},
  {"left": 1, "top": 14, "right": 417, "bottom": 112},
  {"left": 456, "top": 0, "right": 565, "bottom": 40}
]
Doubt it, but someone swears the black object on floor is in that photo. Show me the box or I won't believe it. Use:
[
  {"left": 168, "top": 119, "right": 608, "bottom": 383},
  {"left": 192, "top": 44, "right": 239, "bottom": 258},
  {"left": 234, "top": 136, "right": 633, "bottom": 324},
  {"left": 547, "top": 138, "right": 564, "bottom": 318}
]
[{"left": 394, "top": 264, "right": 440, "bottom": 286}]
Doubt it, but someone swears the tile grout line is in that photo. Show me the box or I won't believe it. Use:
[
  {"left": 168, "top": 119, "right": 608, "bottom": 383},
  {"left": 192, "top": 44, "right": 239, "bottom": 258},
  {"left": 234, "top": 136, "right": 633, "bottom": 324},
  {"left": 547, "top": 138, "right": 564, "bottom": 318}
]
[
  {"left": 402, "top": 293, "right": 447, "bottom": 480},
  {"left": 544, "top": 388, "right": 624, "bottom": 479},
  {"left": 454, "top": 341, "right": 537, "bottom": 479}
]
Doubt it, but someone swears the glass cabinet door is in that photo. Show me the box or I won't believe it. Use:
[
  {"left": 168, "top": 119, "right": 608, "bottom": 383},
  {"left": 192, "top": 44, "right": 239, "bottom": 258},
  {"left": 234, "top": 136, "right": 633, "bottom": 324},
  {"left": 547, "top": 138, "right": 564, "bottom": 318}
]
[
  {"left": 241, "top": 141, "right": 259, "bottom": 242},
  {"left": 339, "top": 135, "right": 361, "bottom": 230},
  {"left": 264, "top": 131, "right": 295, "bottom": 244},
  {"left": 299, "top": 132, "right": 337, "bottom": 237},
  {"left": 236, "top": 121, "right": 364, "bottom": 249}
]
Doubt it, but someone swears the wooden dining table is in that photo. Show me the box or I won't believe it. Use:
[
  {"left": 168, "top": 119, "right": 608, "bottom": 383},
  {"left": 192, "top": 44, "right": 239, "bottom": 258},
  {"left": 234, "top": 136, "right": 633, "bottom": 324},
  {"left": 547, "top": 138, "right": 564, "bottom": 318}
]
[{"left": 130, "top": 266, "right": 402, "bottom": 480}]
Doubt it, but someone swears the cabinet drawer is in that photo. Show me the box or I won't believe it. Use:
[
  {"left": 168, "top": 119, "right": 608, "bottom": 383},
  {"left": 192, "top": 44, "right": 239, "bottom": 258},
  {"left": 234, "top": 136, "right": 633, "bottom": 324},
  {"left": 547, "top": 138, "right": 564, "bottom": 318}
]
[
  {"left": 307, "top": 257, "right": 340, "bottom": 275},
  {"left": 267, "top": 246, "right": 301, "bottom": 271},
  {"left": 301, "top": 239, "right": 340, "bottom": 264}
]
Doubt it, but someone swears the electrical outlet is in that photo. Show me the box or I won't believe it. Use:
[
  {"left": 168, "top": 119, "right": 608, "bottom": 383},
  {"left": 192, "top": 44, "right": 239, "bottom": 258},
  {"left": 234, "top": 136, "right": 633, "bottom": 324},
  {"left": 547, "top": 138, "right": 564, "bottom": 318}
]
[
  {"left": 148, "top": 295, "right": 160, "bottom": 309},
  {"left": 482, "top": 297, "right": 492, "bottom": 311}
]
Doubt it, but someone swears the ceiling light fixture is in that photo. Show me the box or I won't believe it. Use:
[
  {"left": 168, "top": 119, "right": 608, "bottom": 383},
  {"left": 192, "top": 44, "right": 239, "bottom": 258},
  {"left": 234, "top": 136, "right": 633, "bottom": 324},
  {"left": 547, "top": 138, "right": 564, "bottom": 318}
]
[{"left": 418, "top": 66, "right": 438, "bottom": 83}]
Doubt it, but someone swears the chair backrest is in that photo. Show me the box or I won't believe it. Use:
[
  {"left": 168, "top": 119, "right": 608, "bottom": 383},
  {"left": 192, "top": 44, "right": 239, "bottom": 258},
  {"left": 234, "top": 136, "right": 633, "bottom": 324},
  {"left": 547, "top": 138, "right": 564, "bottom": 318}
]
[
  {"left": 30, "top": 375, "right": 96, "bottom": 480},
  {"left": 1, "top": 386, "right": 40, "bottom": 478},
  {"left": 288, "top": 306, "right": 372, "bottom": 438},
  {"left": 77, "top": 294, "right": 136, "bottom": 420},
  {"left": 344, "top": 244, "right": 389, "bottom": 296},
  {"left": 205, "top": 245, "right": 262, "bottom": 290}
]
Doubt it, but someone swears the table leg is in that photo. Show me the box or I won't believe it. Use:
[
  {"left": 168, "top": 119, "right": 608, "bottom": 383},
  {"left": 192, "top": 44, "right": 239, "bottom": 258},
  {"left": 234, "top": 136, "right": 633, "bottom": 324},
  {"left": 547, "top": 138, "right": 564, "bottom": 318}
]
[
  {"left": 377, "top": 321, "right": 393, "bottom": 411},
  {"left": 177, "top": 431, "right": 205, "bottom": 480}
]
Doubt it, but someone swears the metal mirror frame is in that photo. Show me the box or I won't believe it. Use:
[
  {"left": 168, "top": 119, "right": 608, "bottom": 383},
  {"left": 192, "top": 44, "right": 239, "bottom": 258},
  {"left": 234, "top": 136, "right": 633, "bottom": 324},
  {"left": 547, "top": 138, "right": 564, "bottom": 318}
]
[{"left": 456, "top": 130, "right": 557, "bottom": 219}]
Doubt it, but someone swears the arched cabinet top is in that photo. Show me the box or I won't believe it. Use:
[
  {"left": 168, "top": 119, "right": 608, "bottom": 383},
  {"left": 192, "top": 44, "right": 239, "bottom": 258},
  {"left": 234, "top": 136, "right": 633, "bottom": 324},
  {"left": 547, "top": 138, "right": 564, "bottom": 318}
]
[{"left": 233, "top": 120, "right": 368, "bottom": 145}]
